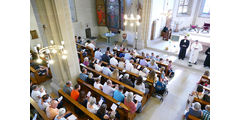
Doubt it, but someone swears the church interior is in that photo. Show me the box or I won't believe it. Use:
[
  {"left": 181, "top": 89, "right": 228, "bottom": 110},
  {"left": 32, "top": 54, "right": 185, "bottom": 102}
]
[{"left": 29, "top": 0, "right": 211, "bottom": 120}]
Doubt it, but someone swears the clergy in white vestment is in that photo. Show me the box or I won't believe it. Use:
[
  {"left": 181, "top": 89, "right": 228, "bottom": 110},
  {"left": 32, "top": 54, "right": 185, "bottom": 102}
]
[{"left": 189, "top": 40, "right": 203, "bottom": 64}]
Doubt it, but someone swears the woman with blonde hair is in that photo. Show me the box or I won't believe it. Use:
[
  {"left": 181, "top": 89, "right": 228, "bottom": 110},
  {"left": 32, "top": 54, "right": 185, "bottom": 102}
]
[
  {"left": 87, "top": 96, "right": 99, "bottom": 114},
  {"left": 111, "top": 69, "right": 119, "bottom": 80}
]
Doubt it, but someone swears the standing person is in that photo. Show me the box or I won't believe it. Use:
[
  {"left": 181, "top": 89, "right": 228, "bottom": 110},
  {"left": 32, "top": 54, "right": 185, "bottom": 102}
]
[
  {"left": 204, "top": 48, "right": 210, "bottom": 68},
  {"left": 178, "top": 36, "right": 190, "bottom": 60},
  {"left": 189, "top": 40, "right": 203, "bottom": 65},
  {"left": 121, "top": 33, "right": 128, "bottom": 47}
]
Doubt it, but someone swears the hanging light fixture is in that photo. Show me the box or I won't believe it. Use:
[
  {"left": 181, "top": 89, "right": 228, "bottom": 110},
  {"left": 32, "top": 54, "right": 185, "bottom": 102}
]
[
  {"left": 34, "top": 40, "right": 68, "bottom": 65},
  {"left": 123, "top": 0, "right": 141, "bottom": 27}
]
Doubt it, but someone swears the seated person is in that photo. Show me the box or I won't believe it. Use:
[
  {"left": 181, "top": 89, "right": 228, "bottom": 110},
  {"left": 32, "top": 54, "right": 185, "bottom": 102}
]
[
  {"left": 89, "top": 58, "right": 96, "bottom": 69},
  {"left": 167, "top": 60, "right": 174, "bottom": 78},
  {"left": 83, "top": 57, "right": 89, "bottom": 66},
  {"left": 119, "top": 52, "right": 125, "bottom": 58},
  {"left": 74, "top": 91, "right": 89, "bottom": 115},
  {"left": 96, "top": 104, "right": 110, "bottom": 120},
  {"left": 154, "top": 79, "right": 167, "bottom": 95},
  {"left": 134, "top": 76, "right": 149, "bottom": 94},
  {"left": 124, "top": 92, "right": 142, "bottom": 113},
  {"left": 71, "top": 84, "right": 81, "bottom": 101},
  {"left": 30, "top": 62, "right": 49, "bottom": 76},
  {"left": 101, "top": 51, "right": 110, "bottom": 63},
  {"left": 113, "top": 85, "right": 125, "bottom": 102},
  {"left": 94, "top": 61, "right": 103, "bottom": 72},
  {"left": 150, "top": 53, "right": 155, "bottom": 60},
  {"left": 79, "top": 68, "right": 88, "bottom": 81},
  {"left": 118, "top": 57, "right": 125, "bottom": 69},
  {"left": 94, "top": 78, "right": 103, "bottom": 90},
  {"left": 86, "top": 40, "right": 95, "bottom": 50},
  {"left": 39, "top": 85, "right": 47, "bottom": 97},
  {"left": 185, "top": 102, "right": 203, "bottom": 119},
  {"left": 145, "top": 53, "right": 150, "bottom": 59},
  {"left": 131, "top": 64, "right": 140, "bottom": 75},
  {"left": 54, "top": 108, "right": 69, "bottom": 120},
  {"left": 102, "top": 80, "right": 118, "bottom": 97},
  {"left": 111, "top": 69, "right": 119, "bottom": 80},
  {"left": 155, "top": 55, "right": 160, "bottom": 61},
  {"left": 38, "top": 94, "right": 50, "bottom": 111},
  {"left": 148, "top": 59, "right": 159, "bottom": 70},
  {"left": 110, "top": 54, "right": 119, "bottom": 66},
  {"left": 31, "top": 85, "right": 41, "bottom": 102},
  {"left": 63, "top": 81, "right": 72, "bottom": 96},
  {"left": 202, "top": 105, "right": 210, "bottom": 120},
  {"left": 120, "top": 74, "right": 134, "bottom": 87},
  {"left": 86, "top": 73, "right": 95, "bottom": 86},
  {"left": 46, "top": 100, "right": 72, "bottom": 120},
  {"left": 87, "top": 96, "right": 100, "bottom": 114},
  {"left": 124, "top": 52, "right": 132, "bottom": 60},
  {"left": 125, "top": 59, "right": 134, "bottom": 72},
  {"left": 95, "top": 48, "right": 103, "bottom": 60},
  {"left": 102, "top": 64, "right": 112, "bottom": 76}
]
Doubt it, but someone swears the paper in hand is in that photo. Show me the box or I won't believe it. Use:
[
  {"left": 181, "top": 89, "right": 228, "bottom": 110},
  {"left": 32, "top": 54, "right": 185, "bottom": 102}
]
[
  {"left": 87, "top": 91, "right": 91, "bottom": 97},
  {"left": 137, "top": 65, "right": 141, "bottom": 69},
  {"left": 124, "top": 91, "right": 129, "bottom": 97},
  {"left": 135, "top": 94, "right": 143, "bottom": 102},
  {"left": 58, "top": 96, "right": 63, "bottom": 102},
  {"left": 111, "top": 103, "right": 118, "bottom": 111},
  {"left": 98, "top": 99, "right": 103, "bottom": 106},
  {"left": 67, "top": 114, "right": 77, "bottom": 120},
  {"left": 119, "top": 74, "right": 123, "bottom": 79}
]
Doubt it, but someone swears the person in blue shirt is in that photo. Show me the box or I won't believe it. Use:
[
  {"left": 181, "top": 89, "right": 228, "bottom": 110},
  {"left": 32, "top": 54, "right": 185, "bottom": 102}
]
[
  {"left": 155, "top": 80, "right": 166, "bottom": 95},
  {"left": 113, "top": 85, "right": 125, "bottom": 102},
  {"left": 124, "top": 52, "right": 132, "bottom": 60},
  {"left": 102, "top": 64, "right": 112, "bottom": 76},
  {"left": 119, "top": 52, "right": 125, "bottom": 58},
  {"left": 79, "top": 68, "right": 88, "bottom": 81}
]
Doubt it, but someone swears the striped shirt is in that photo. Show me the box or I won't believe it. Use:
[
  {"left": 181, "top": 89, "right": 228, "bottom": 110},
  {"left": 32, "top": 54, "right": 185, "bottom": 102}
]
[{"left": 202, "top": 110, "right": 210, "bottom": 120}]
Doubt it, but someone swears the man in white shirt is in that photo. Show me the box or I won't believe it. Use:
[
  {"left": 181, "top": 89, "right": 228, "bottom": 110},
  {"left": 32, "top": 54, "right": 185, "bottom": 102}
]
[
  {"left": 124, "top": 52, "right": 132, "bottom": 60},
  {"left": 125, "top": 59, "right": 134, "bottom": 72},
  {"left": 110, "top": 54, "right": 119, "bottom": 66},
  {"left": 87, "top": 40, "right": 95, "bottom": 50},
  {"left": 31, "top": 85, "right": 41, "bottom": 102},
  {"left": 95, "top": 48, "right": 103, "bottom": 60},
  {"left": 94, "top": 62, "right": 103, "bottom": 72},
  {"left": 102, "top": 80, "right": 117, "bottom": 97},
  {"left": 102, "top": 64, "right": 112, "bottom": 76}
]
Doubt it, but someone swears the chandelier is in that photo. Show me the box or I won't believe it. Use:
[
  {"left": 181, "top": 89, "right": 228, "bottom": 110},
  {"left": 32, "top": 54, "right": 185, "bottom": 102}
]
[
  {"left": 34, "top": 40, "right": 68, "bottom": 64},
  {"left": 123, "top": 0, "right": 141, "bottom": 27}
]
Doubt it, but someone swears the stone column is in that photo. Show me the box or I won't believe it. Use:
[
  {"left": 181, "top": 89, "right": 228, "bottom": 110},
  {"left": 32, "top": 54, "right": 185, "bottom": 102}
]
[
  {"left": 33, "top": 0, "right": 80, "bottom": 94},
  {"left": 136, "top": 0, "right": 152, "bottom": 49}
]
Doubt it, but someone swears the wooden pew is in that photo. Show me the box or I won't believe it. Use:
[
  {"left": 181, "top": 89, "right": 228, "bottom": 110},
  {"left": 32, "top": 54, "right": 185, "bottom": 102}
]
[
  {"left": 80, "top": 64, "right": 144, "bottom": 97},
  {"left": 188, "top": 115, "right": 201, "bottom": 120},
  {"left": 58, "top": 89, "right": 101, "bottom": 120},
  {"left": 112, "top": 49, "right": 169, "bottom": 74},
  {"left": 193, "top": 97, "right": 210, "bottom": 106},
  {"left": 77, "top": 78, "right": 136, "bottom": 120},
  {"left": 100, "top": 60, "right": 154, "bottom": 102},
  {"left": 30, "top": 97, "right": 50, "bottom": 120},
  {"left": 77, "top": 51, "right": 84, "bottom": 63},
  {"left": 30, "top": 66, "right": 52, "bottom": 85},
  {"left": 76, "top": 43, "right": 94, "bottom": 60}
]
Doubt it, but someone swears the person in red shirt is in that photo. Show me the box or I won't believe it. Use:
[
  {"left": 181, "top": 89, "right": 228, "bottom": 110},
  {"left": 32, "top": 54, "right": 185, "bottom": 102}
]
[
  {"left": 71, "top": 84, "right": 81, "bottom": 101},
  {"left": 124, "top": 92, "right": 142, "bottom": 113}
]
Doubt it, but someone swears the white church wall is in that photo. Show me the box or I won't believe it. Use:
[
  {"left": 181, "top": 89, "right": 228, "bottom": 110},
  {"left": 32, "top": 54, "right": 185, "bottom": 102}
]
[
  {"left": 30, "top": 4, "right": 43, "bottom": 50},
  {"left": 171, "top": 0, "right": 198, "bottom": 30},
  {"left": 72, "top": 0, "right": 98, "bottom": 38}
]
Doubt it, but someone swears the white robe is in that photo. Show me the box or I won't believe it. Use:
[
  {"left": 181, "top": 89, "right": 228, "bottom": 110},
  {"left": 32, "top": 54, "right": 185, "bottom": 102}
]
[{"left": 189, "top": 42, "right": 203, "bottom": 63}]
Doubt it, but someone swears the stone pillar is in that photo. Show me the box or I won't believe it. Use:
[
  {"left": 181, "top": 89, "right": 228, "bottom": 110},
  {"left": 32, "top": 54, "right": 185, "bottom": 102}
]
[
  {"left": 33, "top": 0, "right": 80, "bottom": 94},
  {"left": 136, "top": 0, "right": 152, "bottom": 49}
]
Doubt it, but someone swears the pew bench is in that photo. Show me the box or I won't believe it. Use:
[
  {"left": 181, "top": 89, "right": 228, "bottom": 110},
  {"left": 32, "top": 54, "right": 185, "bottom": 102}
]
[{"left": 58, "top": 89, "right": 101, "bottom": 120}]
